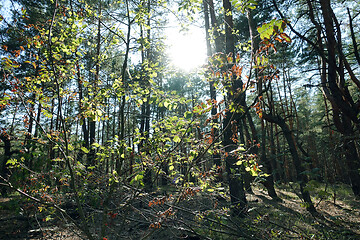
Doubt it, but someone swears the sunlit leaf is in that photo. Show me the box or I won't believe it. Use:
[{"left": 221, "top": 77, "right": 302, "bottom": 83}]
[
  {"left": 81, "top": 147, "right": 89, "bottom": 153},
  {"left": 173, "top": 135, "right": 181, "bottom": 143}
]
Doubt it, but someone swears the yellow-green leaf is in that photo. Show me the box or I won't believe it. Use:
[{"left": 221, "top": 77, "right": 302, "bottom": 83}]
[
  {"left": 81, "top": 147, "right": 89, "bottom": 153},
  {"left": 173, "top": 135, "right": 181, "bottom": 143}
]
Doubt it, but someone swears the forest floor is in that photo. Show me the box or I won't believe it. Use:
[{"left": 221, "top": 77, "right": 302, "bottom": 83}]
[{"left": 0, "top": 183, "right": 359, "bottom": 240}]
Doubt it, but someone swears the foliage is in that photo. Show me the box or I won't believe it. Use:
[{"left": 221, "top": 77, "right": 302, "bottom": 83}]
[{"left": 0, "top": 0, "right": 360, "bottom": 239}]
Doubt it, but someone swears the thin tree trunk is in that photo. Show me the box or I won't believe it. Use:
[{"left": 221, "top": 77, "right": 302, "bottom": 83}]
[
  {"left": 203, "top": 0, "right": 221, "bottom": 169},
  {"left": 88, "top": 2, "right": 102, "bottom": 166},
  {"left": 77, "top": 64, "right": 89, "bottom": 166},
  {"left": 140, "top": 0, "right": 153, "bottom": 191},
  {"left": 117, "top": 0, "right": 132, "bottom": 175},
  {"left": 208, "top": 0, "right": 222, "bottom": 52}
]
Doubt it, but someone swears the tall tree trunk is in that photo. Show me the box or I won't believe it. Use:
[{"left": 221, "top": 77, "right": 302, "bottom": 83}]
[
  {"left": 247, "top": 8, "right": 278, "bottom": 199},
  {"left": 140, "top": 0, "right": 153, "bottom": 191},
  {"left": 117, "top": 0, "right": 132, "bottom": 175},
  {"left": 88, "top": 2, "right": 102, "bottom": 166},
  {"left": 203, "top": 0, "right": 221, "bottom": 168},
  {"left": 268, "top": 121, "right": 281, "bottom": 181},
  {"left": 208, "top": 0, "right": 222, "bottom": 52},
  {"left": 49, "top": 98, "right": 56, "bottom": 161},
  {"left": 342, "top": 117, "right": 360, "bottom": 197},
  {"left": 25, "top": 94, "right": 35, "bottom": 169},
  {"left": 242, "top": 117, "right": 255, "bottom": 194},
  {"left": 319, "top": 0, "right": 360, "bottom": 197},
  {"left": 222, "top": 0, "right": 247, "bottom": 216},
  {"left": 77, "top": 63, "right": 89, "bottom": 163}
]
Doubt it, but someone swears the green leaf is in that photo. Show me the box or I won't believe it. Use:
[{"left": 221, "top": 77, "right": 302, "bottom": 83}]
[
  {"left": 68, "top": 144, "right": 74, "bottom": 151},
  {"left": 164, "top": 100, "right": 171, "bottom": 109},
  {"left": 92, "top": 143, "right": 101, "bottom": 148},
  {"left": 42, "top": 109, "right": 53, "bottom": 118},
  {"left": 173, "top": 135, "right": 181, "bottom": 143},
  {"left": 6, "top": 159, "right": 17, "bottom": 166},
  {"left": 184, "top": 111, "right": 193, "bottom": 119},
  {"left": 235, "top": 160, "right": 243, "bottom": 165},
  {"left": 257, "top": 19, "right": 286, "bottom": 40},
  {"left": 132, "top": 173, "right": 144, "bottom": 186},
  {"left": 81, "top": 147, "right": 89, "bottom": 153},
  {"left": 250, "top": 169, "right": 258, "bottom": 176}
]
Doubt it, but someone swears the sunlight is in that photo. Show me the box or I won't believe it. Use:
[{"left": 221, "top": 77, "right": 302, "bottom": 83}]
[{"left": 166, "top": 27, "right": 207, "bottom": 72}]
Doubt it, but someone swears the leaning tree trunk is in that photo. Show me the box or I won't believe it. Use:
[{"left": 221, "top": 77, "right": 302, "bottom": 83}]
[{"left": 263, "top": 113, "right": 316, "bottom": 212}]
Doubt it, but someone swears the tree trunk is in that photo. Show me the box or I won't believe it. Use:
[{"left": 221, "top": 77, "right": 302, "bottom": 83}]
[
  {"left": 247, "top": 8, "right": 278, "bottom": 199},
  {"left": 77, "top": 63, "right": 89, "bottom": 164},
  {"left": 88, "top": 2, "right": 102, "bottom": 166},
  {"left": 208, "top": 0, "right": 222, "bottom": 52},
  {"left": 0, "top": 131, "right": 19, "bottom": 196},
  {"left": 203, "top": 0, "right": 221, "bottom": 169},
  {"left": 342, "top": 117, "right": 360, "bottom": 197},
  {"left": 263, "top": 113, "right": 316, "bottom": 212},
  {"left": 222, "top": 0, "right": 247, "bottom": 216},
  {"left": 140, "top": 0, "right": 153, "bottom": 191},
  {"left": 117, "top": 0, "right": 132, "bottom": 175}
]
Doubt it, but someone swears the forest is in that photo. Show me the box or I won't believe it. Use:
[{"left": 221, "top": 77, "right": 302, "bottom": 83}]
[{"left": 0, "top": 0, "right": 360, "bottom": 239}]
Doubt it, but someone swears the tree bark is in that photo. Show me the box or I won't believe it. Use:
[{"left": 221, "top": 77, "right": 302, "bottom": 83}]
[
  {"left": 208, "top": 0, "right": 222, "bottom": 52},
  {"left": 140, "top": 0, "right": 153, "bottom": 191},
  {"left": 222, "top": 0, "right": 247, "bottom": 216},
  {"left": 0, "top": 131, "right": 19, "bottom": 196},
  {"left": 318, "top": 0, "right": 360, "bottom": 197},
  {"left": 88, "top": 1, "right": 102, "bottom": 166},
  {"left": 203, "top": 0, "right": 221, "bottom": 168},
  {"left": 263, "top": 113, "right": 316, "bottom": 212},
  {"left": 247, "top": 8, "right": 278, "bottom": 199}
]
